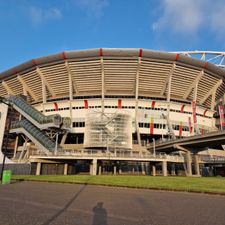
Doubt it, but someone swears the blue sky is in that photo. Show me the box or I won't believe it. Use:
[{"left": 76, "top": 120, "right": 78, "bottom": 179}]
[{"left": 0, "top": 0, "right": 224, "bottom": 72}]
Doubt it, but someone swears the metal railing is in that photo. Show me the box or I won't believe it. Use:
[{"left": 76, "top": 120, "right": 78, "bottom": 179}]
[
  {"left": 199, "top": 155, "right": 225, "bottom": 163},
  {"left": 7, "top": 95, "right": 62, "bottom": 125},
  {"left": 11, "top": 119, "right": 57, "bottom": 151},
  {"left": 29, "top": 148, "right": 185, "bottom": 161}
]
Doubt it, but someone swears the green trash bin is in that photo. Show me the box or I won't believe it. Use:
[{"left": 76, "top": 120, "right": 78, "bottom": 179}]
[{"left": 2, "top": 170, "right": 12, "bottom": 184}]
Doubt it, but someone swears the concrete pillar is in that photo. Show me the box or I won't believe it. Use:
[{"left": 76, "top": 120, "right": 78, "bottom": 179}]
[
  {"left": 152, "top": 165, "right": 156, "bottom": 176},
  {"left": 113, "top": 165, "right": 117, "bottom": 175},
  {"left": 162, "top": 161, "right": 167, "bottom": 176},
  {"left": 13, "top": 136, "right": 19, "bottom": 159},
  {"left": 141, "top": 162, "right": 146, "bottom": 175},
  {"left": 146, "top": 162, "right": 150, "bottom": 175},
  {"left": 171, "top": 163, "right": 176, "bottom": 176},
  {"left": 119, "top": 168, "right": 122, "bottom": 175},
  {"left": 98, "top": 165, "right": 102, "bottom": 175},
  {"left": 194, "top": 154, "right": 200, "bottom": 176},
  {"left": 89, "top": 164, "right": 93, "bottom": 175},
  {"left": 64, "top": 163, "right": 68, "bottom": 175},
  {"left": 186, "top": 151, "right": 192, "bottom": 176},
  {"left": 90, "top": 159, "right": 97, "bottom": 175},
  {"left": 36, "top": 162, "right": 41, "bottom": 175}
]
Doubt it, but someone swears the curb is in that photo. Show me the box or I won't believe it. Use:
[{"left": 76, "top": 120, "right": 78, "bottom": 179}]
[{"left": 11, "top": 178, "right": 225, "bottom": 196}]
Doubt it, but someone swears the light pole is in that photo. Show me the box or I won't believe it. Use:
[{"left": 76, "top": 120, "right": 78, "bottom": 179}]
[
  {"left": 0, "top": 97, "right": 11, "bottom": 183},
  {"left": 152, "top": 138, "right": 156, "bottom": 157}
]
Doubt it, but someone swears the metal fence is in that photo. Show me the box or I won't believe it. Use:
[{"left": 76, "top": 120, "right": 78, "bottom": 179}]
[{"left": 0, "top": 163, "right": 31, "bottom": 175}]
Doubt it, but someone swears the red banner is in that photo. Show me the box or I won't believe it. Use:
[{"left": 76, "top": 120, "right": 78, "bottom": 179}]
[
  {"left": 179, "top": 121, "right": 183, "bottom": 137},
  {"left": 201, "top": 128, "right": 204, "bottom": 135},
  {"left": 192, "top": 101, "right": 197, "bottom": 124},
  {"left": 151, "top": 101, "right": 156, "bottom": 108},
  {"left": 84, "top": 100, "right": 88, "bottom": 109},
  {"left": 188, "top": 117, "right": 192, "bottom": 133},
  {"left": 180, "top": 105, "right": 185, "bottom": 113},
  {"left": 150, "top": 117, "right": 154, "bottom": 135},
  {"left": 219, "top": 105, "right": 225, "bottom": 128},
  {"left": 118, "top": 99, "right": 122, "bottom": 109},
  {"left": 54, "top": 102, "right": 58, "bottom": 111},
  {"left": 203, "top": 109, "right": 208, "bottom": 117}
]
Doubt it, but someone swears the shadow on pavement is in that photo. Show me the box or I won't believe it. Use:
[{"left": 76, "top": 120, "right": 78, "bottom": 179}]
[
  {"left": 10, "top": 179, "right": 24, "bottom": 184},
  {"left": 41, "top": 183, "right": 87, "bottom": 225},
  {"left": 92, "top": 202, "right": 108, "bottom": 225}
]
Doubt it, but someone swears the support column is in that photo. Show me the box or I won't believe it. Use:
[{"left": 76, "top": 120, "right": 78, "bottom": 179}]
[
  {"left": 141, "top": 162, "right": 146, "bottom": 175},
  {"left": 162, "top": 161, "right": 167, "bottom": 176},
  {"left": 194, "top": 154, "right": 200, "bottom": 176},
  {"left": 60, "top": 134, "right": 67, "bottom": 145},
  {"left": 113, "top": 165, "right": 117, "bottom": 175},
  {"left": 64, "top": 163, "right": 68, "bottom": 175},
  {"left": 146, "top": 162, "right": 150, "bottom": 175},
  {"left": 186, "top": 151, "right": 192, "bottom": 176},
  {"left": 89, "top": 164, "right": 93, "bottom": 175},
  {"left": 134, "top": 54, "right": 142, "bottom": 146},
  {"left": 36, "top": 162, "right": 41, "bottom": 175},
  {"left": 152, "top": 164, "right": 156, "bottom": 176},
  {"left": 90, "top": 159, "right": 97, "bottom": 175},
  {"left": 171, "top": 163, "right": 176, "bottom": 176},
  {"left": 98, "top": 165, "right": 102, "bottom": 175},
  {"left": 13, "top": 136, "right": 19, "bottom": 159}
]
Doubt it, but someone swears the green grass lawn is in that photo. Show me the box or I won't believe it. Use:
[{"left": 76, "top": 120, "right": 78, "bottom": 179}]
[{"left": 12, "top": 175, "right": 225, "bottom": 194}]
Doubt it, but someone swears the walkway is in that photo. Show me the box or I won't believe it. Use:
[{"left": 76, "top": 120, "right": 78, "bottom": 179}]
[{"left": 0, "top": 181, "right": 225, "bottom": 225}]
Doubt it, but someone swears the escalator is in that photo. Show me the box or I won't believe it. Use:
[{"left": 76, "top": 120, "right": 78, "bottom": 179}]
[
  {"left": 6, "top": 95, "right": 63, "bottom": 129},
  {"left": 0, "top": 95, "right": 70, "bottom": 154},
  {"left": 10, "top": 119, "right": 59, "bottom": 154}
]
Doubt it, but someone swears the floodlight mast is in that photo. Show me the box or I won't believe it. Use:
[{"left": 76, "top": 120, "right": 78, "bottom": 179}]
[{"left": 170, "top": 51, "right": 225, "bottom": 69}]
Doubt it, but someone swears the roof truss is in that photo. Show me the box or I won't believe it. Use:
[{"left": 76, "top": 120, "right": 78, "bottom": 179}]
[
  {"left": 199, "top": 79, "right": 223, "bottom": 105},
  {"left": 17, "top": 75, "right": 38, "bottom": 101},
  {"left": 36, "top": 67, "right": 56, "bottom": 98},
  {"left": 160, "top": 63, "right": 176, "bottom": 96},
  {"left": 65, "top": 61, "right": 78, "bottom": 96},
  {"left": 183, "top": 70, "right": 204, "bottom": 99},
  {"left": 2, "top": 81, "right": 15, "bottom": 95}
]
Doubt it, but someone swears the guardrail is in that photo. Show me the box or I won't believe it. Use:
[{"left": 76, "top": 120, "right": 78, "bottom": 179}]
[
  {"left": 199, "top": 156, "right": 225, "bottom": 163},
  {"left": 30, "top": 149, "right": 184, "bottom": 161}
]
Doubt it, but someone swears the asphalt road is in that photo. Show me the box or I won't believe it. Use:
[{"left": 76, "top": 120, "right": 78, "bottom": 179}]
[{"left": 0, "top": 181, "right": 225, "bottom": 225}]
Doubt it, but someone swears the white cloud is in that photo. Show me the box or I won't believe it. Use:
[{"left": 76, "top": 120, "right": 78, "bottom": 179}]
[
  {"left": 152, "top": 0, "right": 204, "bottom": 33},
  {"left": 152, "top": 0, "right": 225, "bottom": 38},
  {"left": 210, "top": 4, "right": 225, "bottom": 38},
  {"left": 76, "top": 0, "right": 109, "bottom": 18},
  {"left": 30, "top": 6, "right": 62, "bottom": 25}
]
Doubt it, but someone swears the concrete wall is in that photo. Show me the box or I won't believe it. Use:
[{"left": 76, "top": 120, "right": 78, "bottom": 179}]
[{"left": 33, "top": 98, "right": 216, "bottom": 138}]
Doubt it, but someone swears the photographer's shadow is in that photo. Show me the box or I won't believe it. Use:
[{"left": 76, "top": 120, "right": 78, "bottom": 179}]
[{"left": 92, "top": 202, "right": 108, "bottom": 225}]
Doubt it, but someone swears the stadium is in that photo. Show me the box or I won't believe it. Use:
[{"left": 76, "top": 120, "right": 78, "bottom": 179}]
[{"left": 0, "top": 48, "right": 225, "bottom": 176}]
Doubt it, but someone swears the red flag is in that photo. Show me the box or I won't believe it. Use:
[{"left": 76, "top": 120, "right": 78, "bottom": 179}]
[
  {"left": 219, "top": 105, "right": 225, "bottom": 128},
  {"left": 151, "top": 101, "right": 156, "bottom": 108},
  {"left": 118, "top": 99, "right": 122, "bottom": 109},
  {"left": 201, "top": 128, "right": 204, "bottom": 135},
  {"left": 192, "top": 101, "right": 197, "bottom": 124},
  {"left": 54, "top": 102, "right": 58, "bottom": 111},
  {"left": 188, "top": 117, "right": 192, "bottom": 133},
  {"left": 203, "top": 109, "right": 208, "bottom": 117},
  {"left": 150, "top": 117, "right": 154, "bottom": 135},
  {"left": 179, "top": 121, "right": 183, "bottom": 137},
  {"left": 84, "top": 100, "right": 88, "bottom": 109},
  {"left": 180, "top": 105, "right": 185, "bottom": 113}
]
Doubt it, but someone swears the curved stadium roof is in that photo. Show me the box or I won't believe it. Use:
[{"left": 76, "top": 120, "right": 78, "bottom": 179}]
[{"left": 0, "top": 48, "right": 224, "bottom": 109}]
